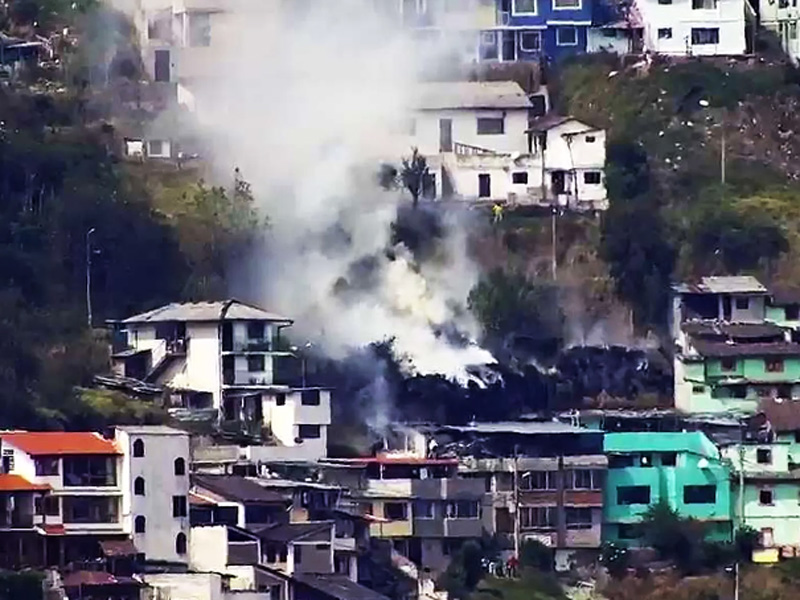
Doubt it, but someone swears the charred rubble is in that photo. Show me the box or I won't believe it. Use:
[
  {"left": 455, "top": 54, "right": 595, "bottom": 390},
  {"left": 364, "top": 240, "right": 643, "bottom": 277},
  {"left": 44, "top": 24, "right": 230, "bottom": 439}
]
[{"left": 315, "top": 343, "right": 672, "bottom": 427}]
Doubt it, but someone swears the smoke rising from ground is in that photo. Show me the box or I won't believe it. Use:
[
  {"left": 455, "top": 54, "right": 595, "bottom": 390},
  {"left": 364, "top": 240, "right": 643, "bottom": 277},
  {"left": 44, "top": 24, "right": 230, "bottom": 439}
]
[{"left": 194, "top": 1, "right": 493, "bottom": 381}]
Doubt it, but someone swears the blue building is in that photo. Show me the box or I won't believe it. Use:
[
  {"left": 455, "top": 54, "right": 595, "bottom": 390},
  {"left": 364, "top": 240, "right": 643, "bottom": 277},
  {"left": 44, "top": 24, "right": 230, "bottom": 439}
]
[{"left": 479, "top": 0, "right": 594, "bottom": 62}]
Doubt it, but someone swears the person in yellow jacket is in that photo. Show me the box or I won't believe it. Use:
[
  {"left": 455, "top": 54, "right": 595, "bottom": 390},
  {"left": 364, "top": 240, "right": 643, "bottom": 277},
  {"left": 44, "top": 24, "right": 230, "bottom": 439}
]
[{"left": 492, "top": 202, "right": 504, "bottom": 224}]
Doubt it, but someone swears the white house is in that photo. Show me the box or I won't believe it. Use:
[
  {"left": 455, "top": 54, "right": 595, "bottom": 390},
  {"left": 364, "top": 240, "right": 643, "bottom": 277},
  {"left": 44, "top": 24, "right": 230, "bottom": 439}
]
[
  {"left": 635, "top": 0, "right": 750, "bottom": 55},
  {"left": 391, "top": 81, "right": 607, "bottom": 210},
  {"left": 759, "top": 0, "right": 800, "bottom": 61},
  {"left": 0, "top": 431, "right": 126, "bottom": 564},
  {"left": 110, "top": 300, "right": 331, "bottom": 461},
  {"left": 114, "top": 425, "right": 191, "bottom": 563}
]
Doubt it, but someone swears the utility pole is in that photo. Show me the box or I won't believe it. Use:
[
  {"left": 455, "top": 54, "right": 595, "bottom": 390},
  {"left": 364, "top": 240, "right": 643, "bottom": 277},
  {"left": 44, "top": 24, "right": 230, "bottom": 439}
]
[
  {"left": 720, "top": 123, "right": 727, "bottom": 185},
  {"left": 86, "top": 227, "right": 96, "bottom": 328},
  {"left": 513, "top": 445, "right": 520, "bottom": 561},
  {"left": 551, "top": 207, "right": 557, "bottom": 281}
]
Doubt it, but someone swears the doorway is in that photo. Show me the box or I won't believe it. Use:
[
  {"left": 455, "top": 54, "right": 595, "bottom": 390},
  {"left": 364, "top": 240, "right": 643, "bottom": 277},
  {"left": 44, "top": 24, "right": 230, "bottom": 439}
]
[
  {"left": 154, "top": 49, "right": 171, "bottom": 82},
  {"left": 478, "top": 173, "right": 491, "bottom": 198},
  {"left": 439, "top": 118, "right": 453, "bottom": 152}
]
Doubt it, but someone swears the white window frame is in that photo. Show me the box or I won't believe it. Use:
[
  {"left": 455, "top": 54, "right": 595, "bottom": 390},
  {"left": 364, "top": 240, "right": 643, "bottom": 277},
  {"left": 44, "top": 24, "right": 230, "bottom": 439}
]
[
  {"left": 519, "top": 30, "right": 542, "bottom": 52},
  {"left": 553, "top": 0, "right": 581, "bottom": 10},
  {"left": 556, "top": 26, "right": 578, "bottom": 46},
  {"left": 512, "top": 0, "right": 537, "bottom": 16}
]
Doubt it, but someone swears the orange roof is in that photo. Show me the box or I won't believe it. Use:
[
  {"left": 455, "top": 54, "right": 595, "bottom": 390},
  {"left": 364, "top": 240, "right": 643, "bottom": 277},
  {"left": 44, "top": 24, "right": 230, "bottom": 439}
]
[
  {"left": 1, "top": 431, "right": 121, "bottom": 456},
  {"left": 0, "top": 474, "right": 50, "bottom": 492}
]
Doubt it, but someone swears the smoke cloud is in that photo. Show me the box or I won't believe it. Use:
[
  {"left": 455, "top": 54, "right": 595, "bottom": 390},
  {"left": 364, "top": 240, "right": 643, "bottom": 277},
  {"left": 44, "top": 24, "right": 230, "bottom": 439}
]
[{"left": 193, "top": 0, "right": 494, "bottom": 381}]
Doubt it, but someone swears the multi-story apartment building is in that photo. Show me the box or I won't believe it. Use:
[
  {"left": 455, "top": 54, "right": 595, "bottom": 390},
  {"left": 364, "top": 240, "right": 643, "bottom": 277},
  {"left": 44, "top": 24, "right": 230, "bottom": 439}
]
[
  {"left": 672, "top": 276, "right": 800, "bottom": 414},
  {"left": 398, "top": 81, "right": 607, "bottom": 210},
  {"left": 718, "top": 399, "right": 800, "bottom": 558},
  {"left": 635, "top": 0, "right": 751, "bottom": 55},
  {"left": 0, "top": 431, "right": 127, "bottom": 566},
  {"left": 110, "top": 300, "right": 331, "bottom": 461},
  {"left": 760, "top": 0, "right": 800, "bottom": 62},
  {"left": 114, "top": 425, "right": 191, "bottom": 563},
  {"left": 426, "top": 421, "right": 606, "bottom": 571},
  {"left": 321, "top": 454, "right": 485, "bottom": 577},
  {"left": 604, "top": 432, "right": 734, "bottom": 545}
]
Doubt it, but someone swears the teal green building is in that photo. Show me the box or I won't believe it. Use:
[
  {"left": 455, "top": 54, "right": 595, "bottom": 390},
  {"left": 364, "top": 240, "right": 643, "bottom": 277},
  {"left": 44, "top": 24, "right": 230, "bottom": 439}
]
[{"left": 603, "top": 431, "right": 734, "bottom": 545}]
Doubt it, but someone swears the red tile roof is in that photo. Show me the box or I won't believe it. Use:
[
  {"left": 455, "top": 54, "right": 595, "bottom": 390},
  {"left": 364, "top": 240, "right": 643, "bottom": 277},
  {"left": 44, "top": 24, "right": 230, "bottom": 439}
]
[
  {"left": 0, "top": 474, "right": 50, "bottom": 492},
  {"left": 0, "top": 431, "right": 121, "bottom": 456},
  {"left": 38, "top": 524, "right": 65, "bottom": 535}
]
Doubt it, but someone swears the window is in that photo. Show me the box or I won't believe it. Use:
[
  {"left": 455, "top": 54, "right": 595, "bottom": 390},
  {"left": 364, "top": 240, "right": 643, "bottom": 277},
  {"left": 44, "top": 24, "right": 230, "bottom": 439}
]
[
  {"left": 766, "top": 358, "right": 785, "bottom": 373},
  {"left": 247, "top": 321, "right": 265, "bottom": 339},
  {"left": 692, "top": 0, "right": 718, "bottom": 8},
  {"left": 63, "top": 456, "right": 117, "bottom": 487},
  {"left": 691, "top": 28, "right": 720, "bottom": 45},
  {"left": 735, "top": 297, "right": 749, "bottom": 310},
  {"left": 63, "top": 496, "right": 118, "bottom": 524},
  {"left": 556, "top": 26, "right": 578, "bottom": 46},
  {"left": 683, "top": 484, "right": 716, "bottom": 504},
  {"left": 519, "top": 506, "right": 554, "bottom": 528},
  {"left": 692, "top": 385, "right": 705, "bottom": 394},
  {"left": 35, "top": 458, "right": 59, "bottom": 476},
  {"left": 298, "top": 425, "right": 321, "bottom": 439},
  {"left": 384, "top": 502, "right": 408, "bottom": 521},
  {"left": 247, "top": 355, "right": 265, "bottom": 372},
  {"left": 586, "top": 135, "right": 596, "bottom": 143},
  {"left": 477, "top": 117, "right": 505, "bottom": 135},
  {"left": 565, "top": 507, "right": 593, "bottom": 529},
  {"left": 187, "top": 12, "right": 211, "bottom": 47},
  {"left": 584, "top": 171, "right": 601, "bottom": 185},
  {"left": 414, "top": 500, "right": 434, "bottom": 519},
  {"left": 2, "top": 449, "right": 14, "bottom": 472},
  {"left": 760, "top": 489, "right": 774, "bottom": 505},
  {"left": 658, "top": 28, "right": 673, "bottom": 39},
  {"left": 554, "top": 0, "right": 580, "bottom": 8},
  {"left": 35, "top": 496, "right": 59, "bottom": 516},
  {"left": 512, "top": 172, "right": 529, "bottom": 185},
  {"left": 602, "top": 29, "right": 616, "bottom": 38},
  {"left": 757, "top": 448, "right": 773, "bottom": 464},
  {"left": 795, "top": 430, "right": 800, "bottom": 444},
  {"left": 617, "top": 485, "right": 651, "bottom": 505},
  {"left": 172, "top": 495, "right": 187, "bottom": 518},
  {"left": 147, "top": 140, "right": 166, "bottom": 157},
  {"left": 513, "top": 0, "right": 537, "bottom": 13},
  {"left": 133, "top": 439, "right": 144, "bottom": 458},
  {"left": 480, "top": 31, "right": 498, "bottom": 60},
  {"left": 135, "top": 515, "right": 146, "bottom": 533},
  {"left": 608, "top": 455, "right": 635, "bottom": 468},
  {"left": 446, "top": 501, "right": 480, "bottom": 519},
  {"left": 566, "top": 469, "right": 601, "bottom": 490},
  {"left": 134, "top": 477, "right": 146, "bottom": 496},
  {"left": 787, "top": 304, "right": 800, "bottom": 320},
  {"left": 519, "top": 471, "right": 556, "bottom": 490},
  {"left": 478, "top": 174, "right": 491, "bottom": 198},
  {"left": 294, "top": 545, "right": 303, "bottom": 565},
  {"left": 662, "top": 452, "right": 677, "bottom": 467},
  {"left": 276, "top": 393, "right": 286, "bottom": 406},
  {"left": 147, "top": 10, "right": 171, "bottom": 41},
  {"left": 658, "top": 0, "right": 672, "bottom": 4},
  {"left": 720, "top": 358, "right": 737, "bottom": 372},
  {"left": 519, "top": 31, "right": 541, "bottom": 52},
  {"left": 174, "top": 457, "right": 186, "bottom": 476},
  {"left": 175, "top": 532, "right": 187, "bottom": 555},
  {"left": 301, "top": 390, "right": 321, "bottom": 406}
]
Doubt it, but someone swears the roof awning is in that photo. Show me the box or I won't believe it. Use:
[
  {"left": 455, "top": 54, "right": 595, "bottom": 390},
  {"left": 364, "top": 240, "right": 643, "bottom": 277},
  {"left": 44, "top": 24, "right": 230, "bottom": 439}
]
[{"left": 100, "top": 539, "right": 139, "bottom": 557}]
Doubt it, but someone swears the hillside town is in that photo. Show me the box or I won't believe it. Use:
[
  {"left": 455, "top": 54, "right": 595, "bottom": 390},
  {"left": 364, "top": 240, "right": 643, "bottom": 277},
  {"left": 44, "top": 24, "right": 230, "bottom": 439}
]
[{"left": 4, "top": 0, "right": 800, "bottom": 599}]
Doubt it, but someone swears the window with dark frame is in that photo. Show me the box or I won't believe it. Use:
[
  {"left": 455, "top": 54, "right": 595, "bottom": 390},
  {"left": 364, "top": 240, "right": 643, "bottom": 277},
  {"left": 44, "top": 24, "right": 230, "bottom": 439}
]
[
  {"left": 735, "top": 297, "right": 749, "bottom": 310},
  {"left": 134, "top": 477, "right": 145, "bottom": 496},
  {"left": 476, "top": 117, "right": 505, "bottom": 135},
  {"left": 176, "top": 532, "right": 187, "bottom": 554},
  {"left": 720, "top": 357, "right": 737, "bottom": 372},
  {"left": 298, "top": 424, "right": 321, "bottom": 439},
  {"left": 35, "top": 458, "right": 59, "bottom": 476},
  {"left": 759, "top": 489, "right": 774, "bottom": 505},
  {"left": 766, "top": 358, "right": 785, "bottom": 373},
  {"left": 414, "top": 500, "right": 434, "bottom": 519},
  {"left": 174, "top": 457, "right": 186, "bottom": 476},
  {"left": 247, "top": 354, "right": 265, "bottom": 372},
  {"left": 691, "top": 27, "right": 720, "bottom": 44},
  {"left": 658, "top": 28, "right": 672, "bottom": 39},
  {"left": 683, "top": 484, "right": 716, "bottom": 504},
  {"left": 617, "top": 485, "right": 651, "bottom": 505},
  {"left": 276, "top": 393, "right": 286, "bottom": 406},
  {"left": 512, "top": 172, "right": 528, "bottom": 184},
  {"left": 584, "top": 171, "right": 601, "bottom": 184},
  {"left": 565, "top": 507, "right": 593, "bottom": 529},
  {"left": 301, "top": 390, "right": 321, "bottom": 406},
  {"left": 661, "top": 452, "right": 677, "bottom": 466},
  {"left": 519, "top": 506, "right": 554, "bottom": 528},
  {"left": 757, "top": 448, "right": 773, "bottom": 464},
  {"left": 172, "top": 495, "right": 188, "bottom": 518},
  {"left": 384, "top": 502, "right": 408, "bottom": 521},
  {"left": 135, "top": 515, "right": 146, "bottom": 533},
  {"left": 247, "top": 321, "right": 265, "bottom": 339},
  {"left": 786, "top": 304, "right": 800, "bottom": 320},
  {"left": 133, "top": 439, "right": 145, "bottom": 458}
]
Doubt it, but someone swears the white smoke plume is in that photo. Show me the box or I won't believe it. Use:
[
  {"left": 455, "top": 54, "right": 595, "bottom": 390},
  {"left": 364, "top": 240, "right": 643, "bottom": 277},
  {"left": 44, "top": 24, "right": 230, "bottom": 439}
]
[{"left": 191, "top": 0, "right": 494, "bottom": 380}]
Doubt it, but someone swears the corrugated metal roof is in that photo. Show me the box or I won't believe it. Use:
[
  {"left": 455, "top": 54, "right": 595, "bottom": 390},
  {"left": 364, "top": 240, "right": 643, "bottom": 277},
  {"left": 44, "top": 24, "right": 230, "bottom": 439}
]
[
  {"left": 675, "top": 276, "right": 767, "bottom": 294},
  {"left": 758, "top": 398, "right": 800, "bottom": 432},
  {"left": 605, "top": 431, "right": 720, "bottom": 458},
  {"left": 293, "top": 574, "right": 391, "bottom": 600},
  {"left": 122, "top": 300, "right": 292, "bottom": 324},
  {"left": 415, "top": 81, "right": 532, "bottom": 110},
  {"left": 441, "top": 421, "right": 591, "bottom": 435},
  {"left": 690, "top": 340, "right": 800, "bottom": 358},
  {"left": 682, "top": 321, "right": 786, "bottom": 339}
]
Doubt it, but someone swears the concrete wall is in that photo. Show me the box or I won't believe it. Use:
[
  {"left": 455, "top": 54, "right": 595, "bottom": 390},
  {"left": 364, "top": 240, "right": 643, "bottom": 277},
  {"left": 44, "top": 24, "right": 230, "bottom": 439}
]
[
  {"left": 189, "top": 525, "right": 228, "bottom": 573},
  {"left": 146, "top": 572, "right": 225, "bottom": 600},
  {"left": 117, "top": 427, "right": 191, "bottom": 562}
]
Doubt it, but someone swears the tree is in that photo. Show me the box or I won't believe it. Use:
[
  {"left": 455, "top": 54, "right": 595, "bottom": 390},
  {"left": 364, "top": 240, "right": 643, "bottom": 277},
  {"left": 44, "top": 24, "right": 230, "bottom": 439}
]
[
  {"left": 400, "top": 147, "right": 430, "bottom": 208},
  {"left": 439, "top": 540, "right": 485, "bottom": 598},
  {"left": 638, "top": 501, "right": 707, "bottom": 574},
  {"left": 520, "top": 540, "right": 554, "bottom": 572}
]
